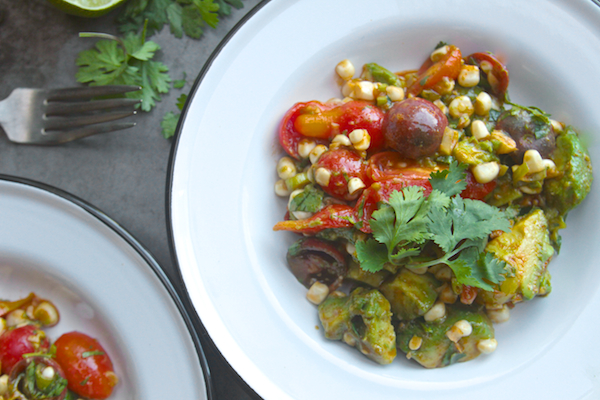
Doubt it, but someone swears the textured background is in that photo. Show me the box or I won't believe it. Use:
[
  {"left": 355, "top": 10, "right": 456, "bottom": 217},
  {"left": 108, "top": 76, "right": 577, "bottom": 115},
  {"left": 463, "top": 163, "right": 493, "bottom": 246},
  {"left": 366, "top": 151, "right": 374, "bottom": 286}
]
[{"left": 0, "top": 0, "right": 263, "bottom": 398}]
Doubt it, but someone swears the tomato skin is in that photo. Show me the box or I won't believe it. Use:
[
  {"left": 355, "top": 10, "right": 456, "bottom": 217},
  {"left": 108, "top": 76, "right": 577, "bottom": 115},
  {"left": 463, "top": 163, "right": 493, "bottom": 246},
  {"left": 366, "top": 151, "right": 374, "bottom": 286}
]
[
  {"left": 461, "top": 171, "right": 497, "bottom": 200},
  {"left": 314, "top": 149, "right": 369, "bottom": 200},
  {"left": 366, "top": 151, "right": 436, "bottom": 182},
  {"left": 279, "top": 100, "right": 385, "bottom": 159},
  {"left": 465, "top": 52, "right": 509, "bottom": 99},
  {"left": 54, "top": 331, "right": 117, "bottom": 400},
  {"left": 334, "top": 101, "right": 385, "bottom": 152},
  {"left": 279, "top": 101, "right": 334, "bottom": 159},
  {"left": 0, "top": 325, "right": 50, "bottom": 374},
  {"left": 407, "top": 45, "right": 462, "bottom": 97}
]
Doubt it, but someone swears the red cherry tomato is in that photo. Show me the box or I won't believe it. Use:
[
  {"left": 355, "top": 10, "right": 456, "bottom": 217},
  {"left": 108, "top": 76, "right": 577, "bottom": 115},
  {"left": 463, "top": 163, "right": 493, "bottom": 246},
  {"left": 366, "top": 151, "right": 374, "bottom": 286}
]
[
  {"left": 334, "top": 101, "right": 385, "bottom": 152},
  {"left": 314, "top": 149, "right": 369, "bottom": 200},
  {"left": 279, "top": 101, "right": 334, "bottom": 159},
  {"left": 366, "top": 151, "right": 437, "bottom": 182},
  {"left": 54, "top": 331, "right": 117, "bottom": 400},
  {"left": 407, "top": 45, "right": 462, "bottom": 97},
  {"left": 460, "top": 170, "right": 497, "bottom": 200},
  {"left": 279, "top": 101, "right": 385, "bottom": 159},
  {"left": 0, "top": 325, "right": 50, "bottom": 374},
  {"left": 464, "top": 52, "right": 509, "bottom": 99}
]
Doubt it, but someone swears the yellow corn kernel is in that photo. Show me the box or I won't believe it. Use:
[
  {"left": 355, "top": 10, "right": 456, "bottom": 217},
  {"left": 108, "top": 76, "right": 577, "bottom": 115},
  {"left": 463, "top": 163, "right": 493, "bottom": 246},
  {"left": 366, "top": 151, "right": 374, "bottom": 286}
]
[
  {"left": 458, "top": 65, "right": 480, "bottom": 87},
  {"left": 335, "top": 59, "right": 355, "bottom": 81},
  {"left": 449, "top": 96, "right": 474, "bottom": 118},
  {"left": 475, "top": 92, "right": 493, "bottom": 116}
]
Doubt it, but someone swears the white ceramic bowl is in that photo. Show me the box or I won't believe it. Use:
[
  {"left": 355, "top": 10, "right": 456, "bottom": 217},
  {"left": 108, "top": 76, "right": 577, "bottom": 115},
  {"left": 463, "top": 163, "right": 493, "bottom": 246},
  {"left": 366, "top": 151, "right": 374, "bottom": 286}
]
[
  {"left": 169, "top": 1, "right": 600, "bottom": 399},
  {"left": 0, "top": 176, "right": 211, "bottom": 400}
]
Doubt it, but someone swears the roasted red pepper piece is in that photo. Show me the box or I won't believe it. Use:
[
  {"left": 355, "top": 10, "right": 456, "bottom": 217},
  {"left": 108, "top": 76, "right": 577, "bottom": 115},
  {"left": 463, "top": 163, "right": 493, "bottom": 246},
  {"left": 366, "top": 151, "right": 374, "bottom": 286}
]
[
  {"left": 406, "top": 45, "right": 462, "bottom": 97},
  {"left": 273, "top": 204, "right": 355, "bottom": 234}
]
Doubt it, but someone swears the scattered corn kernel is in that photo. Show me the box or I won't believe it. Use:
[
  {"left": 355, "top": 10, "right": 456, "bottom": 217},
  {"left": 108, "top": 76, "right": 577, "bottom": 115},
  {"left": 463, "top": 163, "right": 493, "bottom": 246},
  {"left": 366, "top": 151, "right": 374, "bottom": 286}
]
[
  {"left": 345, "top": 242, "right": 356, "bottom": 256},
  {"left": 439, "top": 127, "right": 459, "bottom": 156},
  {"left": 523, "top": 149, "right": 545, "bottom": 173},
  {"left": 297, "top": 139, "right": 316, "bottom": 159},
  {"left": 331, "top": 134, "right": 352, "bottom": 147},
  {"left": 475, "top": 92, "right": 493, "bottom": 116},
  {"left": 6, "top": 310, "right": 27, "bottom": 327},
  {"left": 343, "top": 331, "right": 357, "bottom": 346},
  {"left": 471, "top": 120, "right": 490, "bottom": 140},
  {"left": 550, "top": 119, "right": 564, "bottom": 133},
  {"left": 342, "top": 79, "right": 358, "bottom": 97},
  {"left": 277, "top": 157, "right": 297, "bottom": 180},
  {"left": 336, "top": 59, "right": 355, "bottom": 81},
  {"left": 315, "top": 167, "right": 331, "bottom": 187},
  {"left": 411, "top": 266, "right": 429, "bottom": 275},
  {"left": 477, "top": 338, "right": 498, "bottom": 354},
  {"left": 433, "top": 99, "right": 448, "bottom": 115},
  {"left": 449, "top": 96, "right": 474, "bottom": 118},
  {"left": 472, "top": 162, "right": 500, "bottom": 184},
  {"left": 275, "top": 179, "right": 291, "bottom": 197},
  {"left": 409, "top": 335, "right": 423, "bottom": 351},
  {"left": 433, "top": 266, "right": 453, "bottom": 281},
  {"left": 446, "top": 320, "right": 473, "bottom": 343},
  {"left": 307, "top": 281, "right": 330, "bottom": 305},
  {"left": 0, "top": 375, "right": 8, "bottom": 396},
  {"left": 490, "top": 130, "right": 517, "bottom": 154},
  {"left": 424, "top": 302, "right": 446, "bottom": 322},
  {"left": 353, "top": 81, "right": 376, "bottom": 101},
  {"left": 349, "top": 129, "right": 371, "bottom": 151},
  {"left": 309, "top": 144, "right": 328, "bottom": 164},
  {"left": 33, "top": 301, "right": 60, "bottom": 327},
  {"left": 348, "top": 177, "right": 366, "bottom": 196},
  {"left": 430, "top": 45, "right": 449, "bottom": 62},
  {"left": 439, "top": 284, "right": 458, "bottom": 304},
  {"left": 487, "top": 305, "right": 510, "bottom": 324},
  {"left": 458, "top": 65, "right": 480, "bottom": 87},
  {"left": 386, "top": 85, "right": 405, "bottom": 102},
  {"left": 432, "top": 76, "right": 455, "bottom": 95}
]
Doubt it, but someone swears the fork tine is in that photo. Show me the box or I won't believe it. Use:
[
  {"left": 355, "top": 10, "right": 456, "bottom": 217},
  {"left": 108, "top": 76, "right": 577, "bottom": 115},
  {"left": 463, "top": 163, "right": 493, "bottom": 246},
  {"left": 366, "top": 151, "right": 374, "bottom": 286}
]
[
  {"left": 45, "top": 98, "right": 142, "bottom": 116},
  {"left": 43, "top": 110, "right": 136, "bottom": 131},
  {"left": 46, "top": 85, "right": 141, "bottom": 101},
  {"left": 42, "top": 122, "right": 137, "bottom": 144}
]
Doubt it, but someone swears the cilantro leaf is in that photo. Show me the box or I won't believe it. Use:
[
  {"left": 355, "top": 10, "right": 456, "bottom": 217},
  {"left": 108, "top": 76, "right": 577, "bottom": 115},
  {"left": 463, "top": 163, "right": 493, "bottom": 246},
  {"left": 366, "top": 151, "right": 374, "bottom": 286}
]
[
  {"left": 161, "top": 111, "right": 179, "bottom": 138},
  {"left": 215, "top": 0, "right": 243, "bottom": 16},
  {"left": 76, "top": 30, "right": 170, "bottom": 113},
  {"left": 166, "top": 2, "right": 184, "bottom": 38},
  {"left": 289, "top": 185, "right": 324, "bottom": 213},
  {"left": 173, "top": 72, "right": 187, "bottom": 89},
  {"left": 429, "top": 161, "right": 468, "bottom": 197},
  {"left": 356, "top": 239, "right": 389, "bottom": 273},
  {"left": 446, "top": 245, "right": 507, "bottom": 291},
  {"left": 176, "top": 93, "right": 188, "bottom": 110}
]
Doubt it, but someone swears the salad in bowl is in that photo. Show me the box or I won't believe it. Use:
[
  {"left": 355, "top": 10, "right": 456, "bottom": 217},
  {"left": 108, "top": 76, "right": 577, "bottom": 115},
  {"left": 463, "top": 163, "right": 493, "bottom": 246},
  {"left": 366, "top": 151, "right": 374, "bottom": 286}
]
[{"left": 272, "top": 43, "right": 593, "bottom": 369}]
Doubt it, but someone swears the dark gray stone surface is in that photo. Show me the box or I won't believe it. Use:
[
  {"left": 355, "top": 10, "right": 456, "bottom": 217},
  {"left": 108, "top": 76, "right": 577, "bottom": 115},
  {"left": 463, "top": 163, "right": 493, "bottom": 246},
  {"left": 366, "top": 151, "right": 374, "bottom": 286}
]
[{"left": 0, "top": 0, "right": 263, "bottom": 398}]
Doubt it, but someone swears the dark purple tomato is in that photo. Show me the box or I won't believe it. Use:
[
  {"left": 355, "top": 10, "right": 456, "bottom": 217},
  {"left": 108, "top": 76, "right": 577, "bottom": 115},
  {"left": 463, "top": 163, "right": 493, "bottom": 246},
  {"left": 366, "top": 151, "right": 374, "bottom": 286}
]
[
  {"left": 286, "top": 237, "right": 347, "bottom": 290},
  {"left": 495, "top": 109, "right": 556, "bottom": 163},
  {"left": 382, "top": 98, "right": 448, "bottom": 159}
]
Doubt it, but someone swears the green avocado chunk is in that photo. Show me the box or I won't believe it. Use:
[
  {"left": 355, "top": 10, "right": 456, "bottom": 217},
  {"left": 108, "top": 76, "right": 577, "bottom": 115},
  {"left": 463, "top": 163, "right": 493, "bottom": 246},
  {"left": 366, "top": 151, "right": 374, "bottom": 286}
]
[
  {"left": 362, "top": 63, "right": 402, "bottom": 87},
  {"left": 396, "top": 304, "right": 495, "bottom": 368},
  {"left": 318, "top": 287, "right": 397, "bottom": 364},
  {"left": 544, "top": 126, "right": 593, "bottom": 215},
  {"left": 485, "top": 209, "right": 554, "bottom": 300},
  {"left": 379, "top": 268, "right": 441, "bottom": 320}
]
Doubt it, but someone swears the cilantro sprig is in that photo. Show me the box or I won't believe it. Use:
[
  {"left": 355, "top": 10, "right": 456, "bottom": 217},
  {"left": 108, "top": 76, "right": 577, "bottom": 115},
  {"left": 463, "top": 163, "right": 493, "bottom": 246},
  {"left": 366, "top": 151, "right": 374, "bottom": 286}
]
[
  {"left": 76, "top": 26, "right": 171, "bottom": 112},
  {"left": 117, "top": 0, "right": 244, "bottom": 39},
  {"left": 355, "top": 161, "right": 511, "bottom": 291}
]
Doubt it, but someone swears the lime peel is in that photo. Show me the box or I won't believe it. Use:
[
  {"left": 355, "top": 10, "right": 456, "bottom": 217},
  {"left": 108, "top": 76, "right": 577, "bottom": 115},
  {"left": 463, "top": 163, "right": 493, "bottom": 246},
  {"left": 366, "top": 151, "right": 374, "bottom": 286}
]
[{"left": 47, "top": 0, "right": 128, "bottom": 18}]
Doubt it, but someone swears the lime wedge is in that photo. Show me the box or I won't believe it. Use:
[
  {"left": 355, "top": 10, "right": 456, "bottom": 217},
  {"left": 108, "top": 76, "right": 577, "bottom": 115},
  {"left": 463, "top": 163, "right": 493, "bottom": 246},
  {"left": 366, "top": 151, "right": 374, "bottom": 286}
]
[{"left": 47, "top": 0, "right": 128, "bottom": 18}]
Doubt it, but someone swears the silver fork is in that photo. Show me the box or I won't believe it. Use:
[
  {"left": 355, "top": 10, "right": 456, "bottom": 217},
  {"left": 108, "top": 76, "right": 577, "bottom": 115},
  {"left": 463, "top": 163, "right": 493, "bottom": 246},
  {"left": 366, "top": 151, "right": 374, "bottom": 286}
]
[{"left": 0, "top": 85, "right": 142, "bottom": 145}]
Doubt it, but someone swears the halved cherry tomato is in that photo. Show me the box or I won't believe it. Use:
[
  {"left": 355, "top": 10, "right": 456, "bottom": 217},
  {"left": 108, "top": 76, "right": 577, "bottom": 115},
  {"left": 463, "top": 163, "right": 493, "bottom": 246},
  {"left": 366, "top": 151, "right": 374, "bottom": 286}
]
[
  {"left": 460, "top": 171, "right": 497, "bottom": 200},
  {"left": 54, "top": 331, "right": 117, "bottom": 400},
  {"left": 279, "top": 100, "right": 385, "bottom": 159},
  {"left": 366, "top": 151, "right": 439, "bottom": 182},
  {"left": 313, "top": 148, "right": 369, "bottom": 200},
  {"left": 273, "top": 204, "right": 355, "bottom": 235},
  {"left": 279, "top": 101, "right": 334, "bottom": 159},
  {"left": 406, "top": 45, "right": 462, "bottom": 97},
  {"left": 0, "top": 325, "right": 51, "bottom": 374},
  {"left": 465, "top": 52, "right": 509, "bottom": 99}
]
